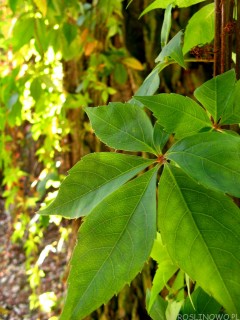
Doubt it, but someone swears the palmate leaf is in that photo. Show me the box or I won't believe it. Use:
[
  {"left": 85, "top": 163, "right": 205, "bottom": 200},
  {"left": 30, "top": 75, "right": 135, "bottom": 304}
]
[
  {"left": 194, "top": 69, "right": 236, "bottom": 124},
  {"left": 158, "top": 164, "right": 240, "bottom": 314},
  {"left": 60, "top": 167, "right": 158, "bottom": 320},
  {"left": 135, "top": 94, "right": 211, "bottom": 139},
  {"left": 183, "top": 3, "right": 214, "bottom": 55},
  {"left": 153, "top": 122, "right": 169, "bottom": 154},
  {"left": 167, "top": 131, "right": 240, "bottom": 197},
  {"left": 39, "top": 153, "right": 155, "bottom": 218},
  {"left": 85, "top": 103, "right": 156, "bottom": 154}
]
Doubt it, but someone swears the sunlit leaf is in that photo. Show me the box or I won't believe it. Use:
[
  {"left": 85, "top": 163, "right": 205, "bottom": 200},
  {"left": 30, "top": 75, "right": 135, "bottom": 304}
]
[
  {"left": 122, "top": 57, "right": 144, "bottom": 70},
  {"left": 33, "top": 0, "right": 47, "bottom": 16},
  {"left": 167, "top": 131, "right": 240, "bottom": 197},
  {"left": 40, "top": 153, "right": 155, "bottom": 218},
  {"left": 60, "top": 168, "right": 158, "bottom": 320},
  {"left": 158, "top": 164, "right": 240, "bottom": 314},
  {"left": 183, "top": 3, "right": 214, "bottom": 54},
  {"left": 149, "top": 233, "right": 178, "bottom": 311}
]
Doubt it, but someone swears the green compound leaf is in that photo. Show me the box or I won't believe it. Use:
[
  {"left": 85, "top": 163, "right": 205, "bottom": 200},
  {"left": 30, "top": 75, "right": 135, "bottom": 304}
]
[
  {"left": 155, "top": 31, "right": 185, "bottom": 68},
  {"left": 183, "top": 3, "right": 214, "bottom": 55},
  {"left": 60, "top": 167, "right": 158, "bottom": 320},
  {"left": 167, "top": 131, "right": 240, "bottom": 197},
  {"left": 134, "top": 94, "right": 211, "bottom": 139},
  {"left": 39, "top": 153, "right": 155, "bottom": 218},
  {"left": 158, "top": 164, "right": 240, "bottom": 314},
  {"left": 85, "top": 103, "right": 156, "bottom": 154},
  {"left": 194, "top": 69, "right": 236, "bottom": 124}
]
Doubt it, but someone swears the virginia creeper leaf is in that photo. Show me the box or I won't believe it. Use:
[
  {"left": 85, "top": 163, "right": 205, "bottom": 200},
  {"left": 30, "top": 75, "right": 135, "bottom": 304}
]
[
  {"left": 40, "top": 153, "right": 155, "bottom": 218},
  {"left": 60, "top": 167, "right": 158, "bottom": 320},
  {"left": 220, "top": 80, "right": 240, "bottom": 125},
  {"left": 146, "top": 290, "right": 167, "bottom": 320},
  {"left": 183, "top": 3, "right": 214, "bottom": 54},
  {"left": 155, "top": 31, "right": 185, "bottom": 68},
  {"left": 194, "top": 69, "right": 236, "bottom": 123},
  {"left": 153, "top": 122, "right": 169, "bottom": 154},
  {"left": 149, "top": 233, "right": 178, "bottom": 311},
  {"left": 135, "top": 94, "right": 211, "bottom": 139},
  {"left": 85, "top": 103, "right": 156, "bottom": 154},
  {"left": 158, "top": 164, "right": 240, "bottom": 314},
  {"left": 179, "top": 287, "right": 221, "bottom": 316},
  {"left": 167, "top": 131, "right": 240, "bottom": 197}
]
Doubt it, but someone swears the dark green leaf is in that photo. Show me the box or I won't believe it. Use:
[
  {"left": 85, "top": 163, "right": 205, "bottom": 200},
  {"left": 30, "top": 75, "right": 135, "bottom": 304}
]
[
  {"left": 85, "top": 103, "right": 156, "bottom": 153},
  {"left": 180, "top": 287, "right": 221, "bottom": 316},
  {"left": 60, "top": 167, "right": 158, "bottom": 320},
  {"left": 135, "top": 94, "right": 211, "bottom": 139},
  {"left": 63, "top": 23, "right": 78, "bottom": 45},
  {"left": 194, "top": 69, "right": 236, "bottom": 123},
  {"left": 155, "top": 31, "right": 185, "bottom": 68},
  {"left": 40, "top": 153, "right": 155, "bottom": 218},
  {"left": 167, "top": 131, "right": 240, "bottom": 197},
  {"left": 146, "top": 290, "right": 167, "bottom": 320},
  {"left": 153, "top": 122, "right": 169, "bottom": 154},
  {"left": 183, "top": 3, "right": 214, "bottom": 54},
  {"left": 158, "top": 164, "right": 240, "bottom": 314}
]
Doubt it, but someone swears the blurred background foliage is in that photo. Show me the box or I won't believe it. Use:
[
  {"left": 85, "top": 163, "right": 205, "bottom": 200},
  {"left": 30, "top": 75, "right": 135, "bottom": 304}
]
[{"left": 0, "top": 0, "right": 213, "bottom": 318}]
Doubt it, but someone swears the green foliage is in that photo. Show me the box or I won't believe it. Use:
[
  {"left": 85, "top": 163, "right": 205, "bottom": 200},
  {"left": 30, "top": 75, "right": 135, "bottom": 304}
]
[
  {"left": 3, "top": 0, "right": 240, "bottom": 318},
  {"left": 60, "top": 168, "right": 158, "bottom": 319},
  {"left": 42, "top": 69, "right": 240, "bottom": 318},
  {"left": 183, "top": 3, "right": 215, "bottom": 54}
]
